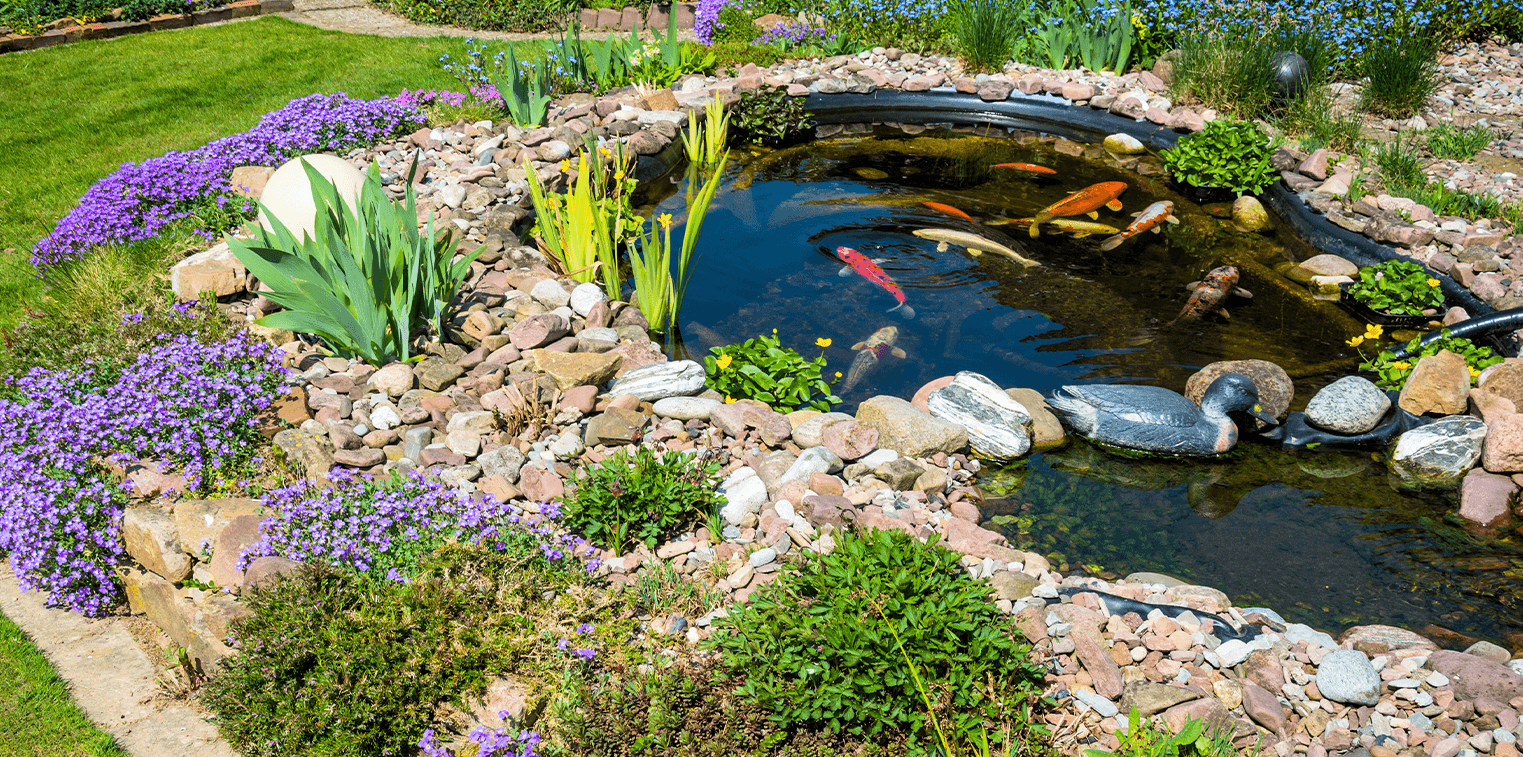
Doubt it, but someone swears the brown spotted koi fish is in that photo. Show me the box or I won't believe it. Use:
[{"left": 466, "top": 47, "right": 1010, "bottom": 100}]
[
  {"left": 844, "top": 326, "right": 907, "bottom": 391},
  {"left": 1168, "top": 265, "right": 1253, "bottom": 325}
]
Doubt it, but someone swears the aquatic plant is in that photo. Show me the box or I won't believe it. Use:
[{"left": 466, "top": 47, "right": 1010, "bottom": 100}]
[
  {"left": 704, "top": 331, "right": 841, "bottom": 413},
  {"left": 727, "top": 86, "right": 813, "bottom": 147},
  {"left": 630, "top": 157, "right": 728, "bottom": 335},
  {"left": 683, "top": 96, "right": 732, "bottom": 172},
  {"left": 1355, "top": 326, "right": 1502, "bottom": 390},
  {"left": 1345, "top": 260, "right": 1445, "bottom": 318},
  {"left": 1160, "top": 118, "right": 1277, "bottom": 196},
  {"left": 523, "top": 148, "right": 639, "bottom": 300}
]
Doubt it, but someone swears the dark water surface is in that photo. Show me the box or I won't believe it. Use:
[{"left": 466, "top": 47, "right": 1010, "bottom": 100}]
[{"left": 644, "top": 125, "right": 1523, "bottom": 647}]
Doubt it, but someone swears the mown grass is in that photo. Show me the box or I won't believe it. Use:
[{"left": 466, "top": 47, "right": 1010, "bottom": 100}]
[
  {"left": 0, "top": 15, "right": 495, "bottom": 331},
  {"left": 0, "top": 612, "right": 129, "bottom": 757}
]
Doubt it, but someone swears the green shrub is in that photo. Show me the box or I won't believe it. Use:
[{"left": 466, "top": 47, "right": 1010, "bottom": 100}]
[
  {"left": 378, "top": 0, "right": 575, "bottom": 32},
  {"left": 1083, "top": 710, "right": 1237, "bottom": 757},
  {"left": 704, "top": 332, "right": 840, "bottom": 412},
  {"left": 1425, "top": 123, "right": 1493, "bottom": 161},
  {"left": 1360, "top": 34, "right": 1439, "bottom": 118},
  {"left": 563, "top": 446, "right": 724, "bottom": 553},
  {"left": 204, "top": 545, "right": 605, "bottom": 757},
  {"left": 1161, "top": 118, "right": 1277, "bottom": 196},
  {"left": 709, "top": 529, "right": 1047, "bottom": 754},
  {"left": 713, "top": 3, "right": 761, "bottom": 45},
  {"left": 817, "top": 0, "right": 948, "bottom": 52},
  {"left": 227, "top": 160, "right": 479, "bottom": 365},
  {"left": 950, "top": 0, "right": 1019, "bottom": 72},
  {"left": 710, "top": 41, "right": 788, "bottom": 70},
  {"left": 1275, "top": 89, "right": 1362, "bottom": 153},
  {"left": 1346, "top": 259, "right": 1445, "bottom": 317}
]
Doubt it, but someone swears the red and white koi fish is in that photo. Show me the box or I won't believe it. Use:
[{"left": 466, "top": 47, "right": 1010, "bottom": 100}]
[
  {"left": 922, "top": 201, "right": 975, "bottom": 220},
  {"left": 993, "top": 162, "right": 1057, "bottom": 175},
  {"left": 834, "top": 246, "right": 916, "bottom": 319},
  {"left": 1099, "top": 200, "right": 1179, "bottom": 251}
]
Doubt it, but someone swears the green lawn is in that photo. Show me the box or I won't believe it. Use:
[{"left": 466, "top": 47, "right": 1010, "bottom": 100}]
[
  {"left": 0, "top": 15, "right": 484, "bottom": 329},
  {"left": 0, "top": 613, "right": 128, "bottom": 757}
]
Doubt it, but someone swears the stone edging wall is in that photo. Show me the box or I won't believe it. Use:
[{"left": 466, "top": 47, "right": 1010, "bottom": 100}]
[
  {"left": 575, "top": 2, "right": 697, "bottom": 33},
  {"left": 0, "top": 0, "right": 295, "bottom": 54}
]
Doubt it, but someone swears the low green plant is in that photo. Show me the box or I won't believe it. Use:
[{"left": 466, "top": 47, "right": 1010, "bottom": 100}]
[
  {"left": 630, "top": 157, "right": 728, "bottom": 334},
  {"left": 563, "top": 446, "right": 723, "bottom": 553},
  {"left": 713, "top": 3, "right": 761, "bottom": 45},
  {"left": 524, "top": 148, "right": 639, "bottom": 298},
  {"left": 1030, "top": 0, "right": 1138, "bottom": 73},
  {"left": 1160, "top": 118, "right": 1277, "bottom": 195},
  {"left": 1372, "top": 135, "right": 1426, "bottom": 186},
  {"left": 629, "top": 12, "right": 717, "bottom": 89},
  {"left": 491, "top": 45, "right": 555, "bottom": 127},
  {"left": 1345, "top": 260, "right": 1446, "bottom": 317},
  {"left": 683, "top": 96, "right": 731, "bottom": 172},
  {"left": 227, "top": 160, "right": 479, "bottom": 365},
  {"left": 1083, "top": 710, "right": 1236, "bottom": 757},
  {"left": 704, "top": 332, "right": 841, "bottom": 412},
  {"left": 707, "top": 40, "right": 788, "bottom": 70},
  {"left": 1372, "top": 134, "right": 1511, "bottom": 221},
  {"left": 950, "top": 0, "right": 1019, "bottom": 72},
  {"left": 728, "top": 86, "right": 815, "bottom": 147},
  {"left": 709, "top": 530, "right": 1047, "bottom": 755},
  {"left": 631, "top": 559, "right": 725, "bottom": 618},
  {"left": 1355, "top": 327, "right": 1503, "bottom": 390},
  {"left": 1275, "top": 88, "right": 1362, "bottom": 153},
  {"left": 1360, "top": 33, "right": 1439, "bottom": 118},
  {"left": 1425, "top": 123, "right": 1494, "bottom": 160}
]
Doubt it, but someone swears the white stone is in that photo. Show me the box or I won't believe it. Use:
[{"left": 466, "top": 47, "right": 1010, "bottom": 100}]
[
  {"left": 719, "top": 468, "right": 767, "bottom": 525},
  {"left": 1215, "top": 639, "right": 1252, "bottom": 667},
  {"left": 569, "top": 282, "right": 607, "bottom": 316},
  {"left": 652, "top": 396, "right": 721, "bottom": 421},
  {"left": 779, "top": 446, "right": 844, "bottom": 484},
  {"left": 609, "top": 360, "right": 706, "bottom": 401},
  {"left": 530, "top": 279, "right": 571, "bottom": 308},
  {"left": 859, "top": 449, "right": 899, "bottom": 468},
  {"left": 259, "top": 154, "right": 367, "bottom": 240},
  {"left": 369, "top": 403, "right": 402, "bottom": 430},
  {"left": 926, "top": 371, "right": 1031, "bottom": 461}
]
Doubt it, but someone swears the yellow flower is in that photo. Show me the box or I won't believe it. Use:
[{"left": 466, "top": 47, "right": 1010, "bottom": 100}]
[
  {"left": 816, "top": 337, "right": 832, "bottom": 348},
  {"left": 1364, "top": 324, "right": 1383, "bottom": 339},
  {"left": 559, "top": 159, "right": 571, "bottom": 172},
  {"left": 1392, "top": 361, "right": 1411, "bottom": 371},
  {"left": 772, "top": 328, "right": 778, "bottom": 334},
  {"left": 614, "top": 170, "right": 626, "bottom": 181},
  {"left": 724, "top": 395, "right": 735, "bottom": 403},
  {"left": 835, "top": 371, "right": 843, "bottom": 378},
  {"left": 716, "top": 354, "right": 733, "bottom": 370},
  {"left": 658, "top": 213, "right": 673, "bottom": 229},
  {"left": 599, "top": 146, "right": 612, "bottom": 157},
  {"left": 1470, "top": 366, "right": 1482, "bottom": 378},
  {"left": 1428, "top": 278, "right": 1441, "bottom": 287},
  {"left": 1347, "top": 336, "right": 1365, "bottom": 347}
]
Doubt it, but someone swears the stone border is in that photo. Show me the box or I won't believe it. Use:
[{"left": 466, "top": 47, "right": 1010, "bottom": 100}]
[
  {"left": 0, "top": 0, "right": 293, "bottom": 54},
  {"left": 574, "top": 2, "right": 696, "bottom": 33}
]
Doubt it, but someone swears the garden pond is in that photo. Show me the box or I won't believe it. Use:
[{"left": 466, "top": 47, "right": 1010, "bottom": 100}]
[{"left": 641, "top": 123, "right": 1523, "bottom": 647}]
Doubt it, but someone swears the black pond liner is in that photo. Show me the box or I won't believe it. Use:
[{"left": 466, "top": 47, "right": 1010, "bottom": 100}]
[{"left": 798, "top": 89, "right": 1503, "bottom": 327}]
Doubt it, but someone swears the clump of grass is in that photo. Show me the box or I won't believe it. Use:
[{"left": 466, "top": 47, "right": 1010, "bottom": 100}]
[
  {"left": 1173, "top": 24, "right": 1331, "bottom": 120},
  {"left": 1361, "top": 35, "right": 1440, "bottom": 118},
  {"left": 1369, "top": 133, "right": 1510, "bottom": 222},
  {"left": 1276, "top": 88, "right": 1363, "bottom": 152},
  {"left": 1372, "top": 136, "right": 1426, "bottom": 187},
  {"left": 1426, "top": 123, "right": 1494, "bottom": 160},
  {"left": 950, "top": 0, "right": 1019, "bottom": 72},
  {"left": 631, "top": 559, "right": 725, "bottom": 619}
]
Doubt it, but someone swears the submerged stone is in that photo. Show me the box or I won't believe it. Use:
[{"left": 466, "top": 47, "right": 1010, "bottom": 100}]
[{"left": 1389, "top": 415, "right": 1487, "bottom": 487}]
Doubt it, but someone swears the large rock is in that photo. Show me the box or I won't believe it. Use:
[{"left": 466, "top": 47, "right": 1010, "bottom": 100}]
[
  {"left": 821, "top": 419, "right": 878, "bottom": 460},
  {"left": 1399, "top": 350, "right": 1471, "bottom": 416},
  {"left": 1458, "top": 468, "right": 1516, "bottom": 526},
  {"left": 584, "top": 407, "right": 647, "bottom": 446},
  {"left": 258, "top": 154, "right": 366, "bottom": 240},
  {"left": 122, "top": 506, "right": 193, "bottom": 582},
  {"left": 925, "top": 372, "right": 1031, "bottom": 461},
  {"left": 509, "top": 314, "right": 571, "bottom": 350},
  {"left": 778, "top": 446, "right": 843, "bottom": 485},
  {"left": 856, "top": 395, "right": 968, "bottom": 457},
  {"left": 1389, "top": 415, "right": 1487, "bottom": 487},
  {"left": 719, "top": 467, "right": 767, "bottom": 525},
  {"left": 1481, "top": 412, "right": 1523, "bottom": 473},
  {"left": 171, "top": 243, "right": 246, "bottom": 300},
  {"left": 1120, "top": 681, "right": 1202, "bottom": 717},
  {"left": 793, "top": 412, "right": 853, "bottom": 447},
  {"left": 1185, "top": 360, "right": 1292, "bottom": 429},
  {"left": 1337, "top": 624, "right": 1437, "bottom": 655},
  {"left": 1240, "top": 681, "right": 1285, "bottom": 734},
  {"left": 1304, "top": 376, "right": 1391, "bottom": 435},
  {"left": 414, "top": 357, "right": 464, "bottom": 391},
  {"left": 242, "top": 556, "right": 302, "bottom": 592},
  {"left": 1478, "top": 363, "right": 1523, "bottom": 407},
  {"left": 1316, "top": 649, "right": 1381, "bottom": 706},
  {"left": 608, "top": 360, "right": 706, "bottom": 401},
  {"left": 1428, "top": 649, "right": 1523, "bottom": 702},
  {"left": 1006, "top": 388, "right": 1067, "bottom": 450},
  {"left": 208, "top": 514, "right": 263, "bottom": 591},
  {"left": 173, "top": 498, "right": 264, "bottom": 555},
  {"left": 272, "top": 427, "right": 334, "bottom": 480},
  {"left": 530, "top": 349, "right": 622, "bottom": 389},
  {"left": 478, "top": 445, "right": 526, "bottom": 483},
  {"left": 367, "top": 363, "right": 415, "bottom": 398}
]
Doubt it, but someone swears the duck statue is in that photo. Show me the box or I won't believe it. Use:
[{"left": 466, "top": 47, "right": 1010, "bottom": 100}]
[{"left": 1047, "top": 373, "right": 1277, "bottom": 456}]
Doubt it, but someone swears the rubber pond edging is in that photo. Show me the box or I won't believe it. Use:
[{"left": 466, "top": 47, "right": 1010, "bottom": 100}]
[{"left": 801, "top": 89, "right": 1498, "bottom": 320}]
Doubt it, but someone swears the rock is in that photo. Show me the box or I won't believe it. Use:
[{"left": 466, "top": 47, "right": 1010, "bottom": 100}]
[
  {"left": 208, "top": 514, "right": 262, "bottom": 590},
  {"left": 229, "top": 165, "right": 274, "bottom": 199},
  {"left": 1337, "top": 624, "right": 1437, "bottom": 655},
  {"left": 241, "top": 556, "right": 302, "bottom": 592},
  {"left": 1075, "top": 688, "right": 1119, "bottom": 717},
  {"left": 1120, "top": 681, "right": 1202, "bottom": 717},
  {"left": 414, "top": 357, "right": 464, "bottom": 391},
  {"left": 910, "top": 376, "right": 955, "bottom": 413},
  {"left": 821, "top": 419, "right": 878, "bottom": 460},
  {"left": 1299, "top": 149, "right": 1330, "bottom": 181},
  {"left": 1005, "top": 388, "right": 1066, "bottom": 450},
  {"left": 1429, "top": 650, "right": 1523, "bottom": 702},
  {"left": 1458, "top": 469, "right": 1516, "bottom": 526},
  {"left": 1482, "top": 413, "right": 1523, "bottom": 473},
  {"left": 529, "top": 278, "right": 571, "bottom": 308},
  {"left": 856, "top": 395, "right": 968, "bottom": 457},
  {"left": 875, "top": 457, "right": 926, "bottom": 489},
  {"left": 519, "top": 465, "right": 564, "bottom": 502},
  {"left": 584, "top": 407, "right": 647, "bottom": 446},
  {"left": 1185, "top": 360, "right": 1292, "bottom": 429},
  {"left": 478, "top": 446, "right": 526, "bottom": 483},
  {"left": 123, "top": 506, "right": 193, "bottom": 582},
  {"left": 1463, "top": 640, "right": 1513, "bottom": 664},
  {"left": 367, "top": 363, "right": 415, "bottom": 398},
  {"left": 1103, "top": 133, "right": 1146, "bottom": 155},
  {"left": 720, "top": 468, "right": 767, "bottom": 524},
  {"left": 779, "top": 446, "right": 842, "bottom": 485},
  {"left": 1399, "top": 350, "right": 1471, "bottom": 416},
  {"left": 509, "top": 313, "right": 571, "bottom": 350},
  {"left": 258, "top": 154, "right": 366, "bottom": 240},
  {"left": 608, "top": 340, "right": 667, "bottom": 376},
  {"left": 1241, "top": 681, "right": 1286, "bottom": 734},
  {"left": 1304, "top": 376, "right": 1391, "bottom": 434},
  {"left": 1390, "top": 415, "right": 1487, "bottom": 487},
  {"left": 793, "top": 412, "right": 853, "bottom": 447},
  {"left": 1299, "top": 254, "right": 1359, "bottom": 278},
  {"left": 530, "top": 349, "right": 622, "bottom": 389},
  {"left": 1479, "top": 363, "right": 1523, "bottom": 407},
  {"left": 1232, "top": 195, "right": 1270, "bottom": 232},
  {"left": 925, "top": 372, "right": 1031, "bottom": 461},
  {"left": 652, "top": 396, "right": 720, "bottom": 420},
  {"left": 272, "top": 427, "right": 334, "bottom": 479},
  {"left": 608, "top": 360, "right": 705, "bottom": 401},
  {"left": 988, "top": 570, "right": 1038, "bottom": 601},
  {"left": 1215, "top": 639, "right": 1252, "bottom": 667},
  {"left": 173, "top": 498, "right": 263, "bottom": 555},
  {"left": 569, "top": 282, "right": 607, "bottom": 317},
  {"left": 1074, "top": 632, "right": 1124, "bottom": 700},
  {"left": 1316, "top": 649, "right": 1382, "bottom": 706},
  {"left": 171, "top": 243, "right": 246, "bottom": 300}
]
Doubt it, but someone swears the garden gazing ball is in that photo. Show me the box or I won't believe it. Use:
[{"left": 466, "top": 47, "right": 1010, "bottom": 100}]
[
  {"left": 1270, "top": 51, "right": 1311, "bottom": 102},
  {"left": 258, "top": 154, "right": 367, "bottom": 240}
]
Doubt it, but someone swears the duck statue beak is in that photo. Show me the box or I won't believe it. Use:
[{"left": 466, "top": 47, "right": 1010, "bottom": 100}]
[{"left": 1248, "top": 403, "right": 1279, "bottom": 426}]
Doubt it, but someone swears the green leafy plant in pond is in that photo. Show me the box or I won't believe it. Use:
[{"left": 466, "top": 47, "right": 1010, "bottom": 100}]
[
  {"left": 709, "top": 529, "right": 1048, "bottom": 755},
  {"left": 227, "top": 160, "right": 479, "bottom": 365},
  {"left": 563, "top": 446, "right": 723, "bottom": 553},
  {"left": 1160, "top": 118, "right": 1277, "bottom": 196},
  {"left": 524, "top": 147, "right": 640, "bottom": 299},
  {"left": 682, "top": 95, "right": 731, "bottom": 172},
  {"left": 1083, "top": 710, "right": 1237, "bottom": 757},
  {"left": 630, "top": 156, "right": 729, "bottom": 335},
  {"left": 1360, "top": 33, "right": 1439, "bottom": 118},
  {"left": 1355, "top": 327, "right": 1503, "bottom": 390},
  {"left": 727, "top": 86, "right": 815, "bottom": 147},
  {"left": 1345, "top": 259, "right": 1445, "bottom": 317},
  {"left": 704, "top": 332, "right": 841, "bottom": 413},
  {"left": 1425, "top": 123, "right": 1494, "bottom": 160}
]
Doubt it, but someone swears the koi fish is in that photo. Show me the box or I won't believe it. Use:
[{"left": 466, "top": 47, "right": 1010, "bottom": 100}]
[
  {"left": 1030, "top": 181, "right": 1128, "bottom": 238},
  {"left": 922, "top": 201, "right": 975, "bottom": 220},
  {"left": 845, "top": 326, "right": 907, "bottom": 391},
  {"left": 987, "top": 217, "right": 1121, "bottom": 238},
  {"left": 993, "top": 162, "right": 1057, "bottom": 175},
  {"left": 834, "top": 246, "right": 916, "bottom": 319},
  {"left": 912, "top": 228, "right": 1041, "bottom": 268},
  {"left": 1099, "top": 201, "right": 1180, "bottom": 251},
  {"left": 1168, "top": 265, "right": 1253, "bottom": 325}
]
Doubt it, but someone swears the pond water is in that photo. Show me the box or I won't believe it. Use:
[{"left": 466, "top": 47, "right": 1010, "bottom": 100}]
[{"left": 642, "top": 124, "right": 1523, "bottom": 647}]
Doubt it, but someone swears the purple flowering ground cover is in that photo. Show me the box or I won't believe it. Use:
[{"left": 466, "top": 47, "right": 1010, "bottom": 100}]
[{"left": 0, "top": 329, "right": 285, "bottom": 614}]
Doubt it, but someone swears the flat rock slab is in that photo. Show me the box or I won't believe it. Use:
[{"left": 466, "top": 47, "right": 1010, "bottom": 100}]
[{"left": 1, "top": 567, "right": 237, "bottom": 757}]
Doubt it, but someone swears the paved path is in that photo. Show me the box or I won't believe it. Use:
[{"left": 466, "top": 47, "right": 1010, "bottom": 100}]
[
  {"left": 276, "top": 0, "right": 697, "bottom": 42},
  {"left": 1, "top": 568, "right": 237, "bottom": 757}
]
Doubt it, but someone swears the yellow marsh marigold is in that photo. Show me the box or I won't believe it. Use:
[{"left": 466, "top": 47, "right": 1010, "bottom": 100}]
[
  {"left": 716, "top": 354, "right": 733, "bottom": 370},
  {"left": 1428, "top": 278, "right": 1441, "bottom": 287},
  {"left": 658, "top": 213, "right": 673, "bottom": 229},
  {"left": 816, "top": 337, "right": 831, "bottom": 348}
]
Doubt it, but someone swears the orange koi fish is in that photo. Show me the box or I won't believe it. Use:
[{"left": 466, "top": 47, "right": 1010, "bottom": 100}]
[
  {"left": 993, "top": 162, "right": 1057, "bottom": 175},
  {"left": 834, "top": 246, "right": 915, "bottom": 319},
  {"left": 922, "top": 201, "right": 974, "bottom": 220},
  {"left": 1099, "top": 200, "right": 1179, "bottom": 251},
  {"left": 1030, "top": 181, "right": 1128, "bottom": 238}
]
